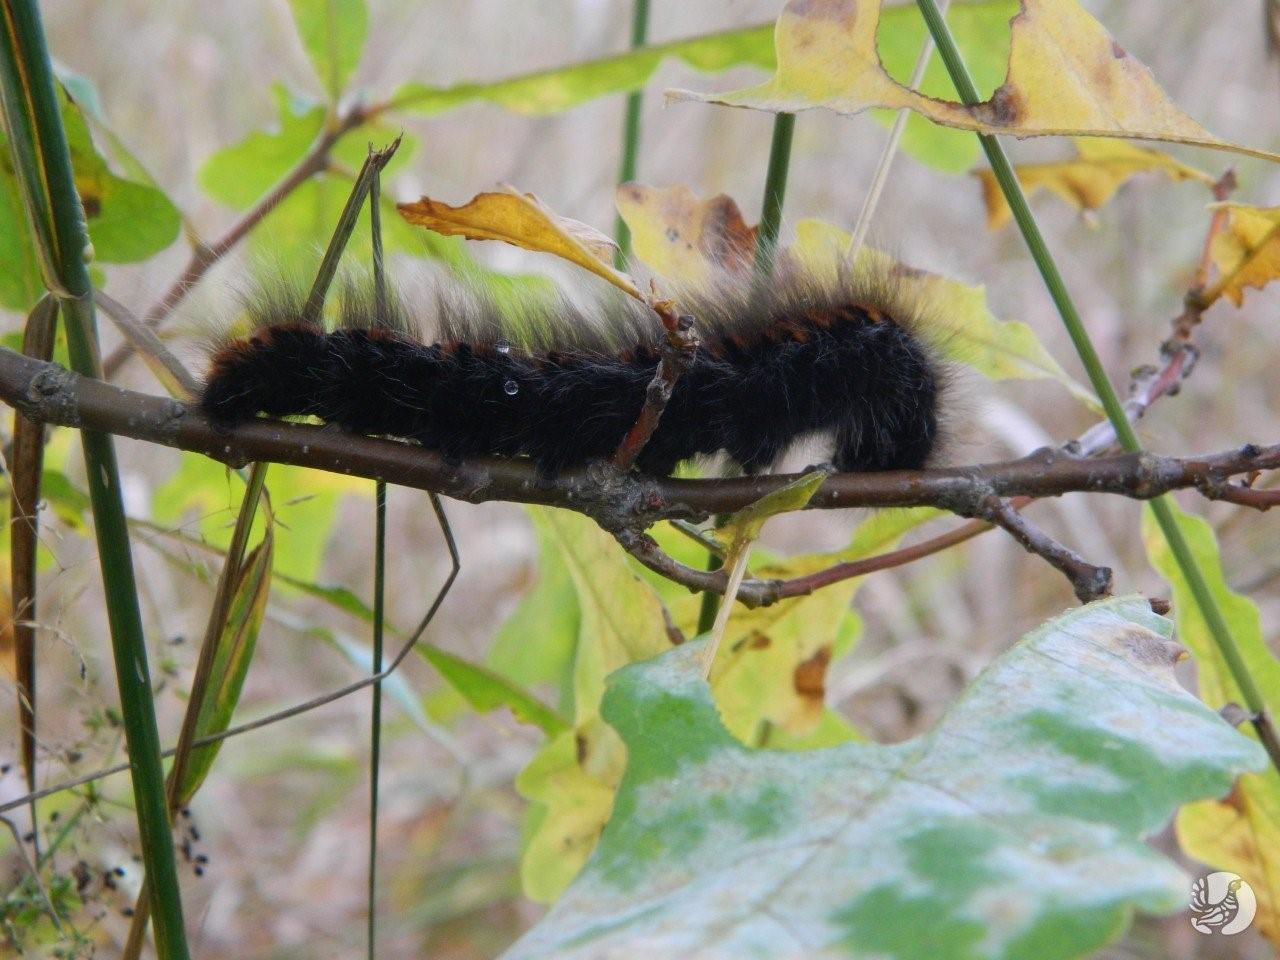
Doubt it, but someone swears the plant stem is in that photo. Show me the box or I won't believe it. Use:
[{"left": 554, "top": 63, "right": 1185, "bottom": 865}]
[
  {"left": 700, "top": 110, "right": 799, "bottom": 632},
  {"left": 913, "top": 0, "right": 1274, "bottom": 747},
  {"left": 367, "top": 153, "right": 388, "bottom": 960},
  {"left": 752, "top": 112, "right": 796, "bottom": 282},
  {"left": 613, "top": 0, "right": 650, "bottom": 267},
  {"left": 0, "top": 2, "right": 189, "bottom": 955},
  {"left": 368, "top": 481, "right": 387, "bottom": 959}
]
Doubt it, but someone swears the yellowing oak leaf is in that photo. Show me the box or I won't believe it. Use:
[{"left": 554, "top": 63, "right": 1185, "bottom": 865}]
[
  {"left": 976, "top": 138, "right": 1214, "bottom": 229},
  {"left": 614, "top": 183, "right": 757, "bottom": 283},
  {"left": 398, "top": 188, "right": 642, "bottom": 299},
  {"left": 1204, "top": 203, "right": 1280, "bottom": 307},
  {"left": 791, "top": 219, "right": 1098, "bottom": 408},
  {"left": 672, "top": 0, "right": 1280, "bottom": 164}
]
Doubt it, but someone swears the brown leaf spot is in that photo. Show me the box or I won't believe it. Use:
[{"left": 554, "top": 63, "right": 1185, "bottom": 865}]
[
  {"left": 702, "top": 195, "right": 757, "bottom": 276},
  {"left": 1221, "top": 782, "right": 1248, "bottom": 814},
  {"left": 733, "top": 631, "right": 772, "bottom": 654},
  {"left": 1110, "top": 40, "right": 1128, "bottom": 59},
  {"left": 1116, "top": 627, "right": 1184, "bottom": 667},
  {"left": 80, "top": 194, "right": 101, "bottom": 218},
  {"left": 793, "top": 646, "right": 832, "bottom": 703},
  {"left": 977, "top": 86, "right": 1023, "bottom": 128}
]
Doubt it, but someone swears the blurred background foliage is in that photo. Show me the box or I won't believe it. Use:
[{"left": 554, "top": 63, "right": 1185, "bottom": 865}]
[{"left": 0, "top": 0, "right": 1278, "bottom": 957}]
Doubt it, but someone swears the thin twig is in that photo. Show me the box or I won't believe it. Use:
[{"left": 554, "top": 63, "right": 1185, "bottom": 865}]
[
  {"left": 1169, "top": 169, "right": 1237, "bottom": 345},
  {"left": 633, "top": 338, "right": 1215, "bottom": 608},
  {"left": 93, "top": 291, "right": 200, "bottom": 400},
  {"left": 611, "top": 309, "right": 699, "bottom": 470},
  {"left": 974, "top": 495, "right": 1112, "bottom": 602}
]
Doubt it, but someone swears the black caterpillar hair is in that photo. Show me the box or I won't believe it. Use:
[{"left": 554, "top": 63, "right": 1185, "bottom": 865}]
[{"left": 200, "top": 270, "right": 948, "bottom": 479}]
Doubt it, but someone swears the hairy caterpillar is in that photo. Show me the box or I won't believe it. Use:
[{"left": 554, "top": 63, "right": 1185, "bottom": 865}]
[{"left": 200, "top": 271, "right": 948, "bottom": 478}]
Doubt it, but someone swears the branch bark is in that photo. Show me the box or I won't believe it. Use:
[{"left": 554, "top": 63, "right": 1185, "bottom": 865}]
[{"left": 3, "top": 346, "right": 1277, "bottom": 533}]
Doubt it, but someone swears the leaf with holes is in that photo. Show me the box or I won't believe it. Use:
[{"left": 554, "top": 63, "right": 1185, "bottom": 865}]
[{"left": 504, "top": 597, "right": 1264, "bottom": 960}]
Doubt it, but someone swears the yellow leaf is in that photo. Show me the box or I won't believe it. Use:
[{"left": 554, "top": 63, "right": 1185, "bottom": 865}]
[
  {"left": 515, "top": 508, "right": 671, "bottom": 902},
  {"left": 707, "top": 508, "right": 942, "bottom": 744},
  {"left": 791, "top": 219, "right": 1098, "bottom": 408},
  {"left": 976, "top": 138, "right": 1214, "bottom": 229},
  {"left": 398, "top": 188, "right": 643, "bottom": 299},
  {"left": 516, "top": 720, "right": 625, "bottom": 902},
  {"left": 1205, "top": 203, "right": 1280, "bottom": 307},
  {"left": 672, "top": 0, "right": 1280, "bottom": 164},
  {"left": 614, "top": 182, "right": 757, "bottom": 283},
  {"left": 1143, "top": 502, "right": 1280, "bottom": 946}
]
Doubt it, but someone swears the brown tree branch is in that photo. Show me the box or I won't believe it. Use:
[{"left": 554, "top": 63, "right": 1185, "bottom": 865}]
[
  {"left": 3, "top": 347, "right": 1277, "bottom": 553},
  {"left": 973, "top": 495, "right": 1112, "bottom": 602}
]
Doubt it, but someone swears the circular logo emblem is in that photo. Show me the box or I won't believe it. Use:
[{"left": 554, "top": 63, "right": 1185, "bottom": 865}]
[{"left": 1190, "top": 872, "right": 1256, "bottom": 935}]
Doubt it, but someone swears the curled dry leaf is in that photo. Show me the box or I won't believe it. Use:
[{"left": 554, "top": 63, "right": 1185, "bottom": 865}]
[
  {"left": 398, "top": 188, "right": 643, "bottom": 300},
  {"left": 1202, "top": 203, "right": 1280, "bottom": 307},
  {"left": 976, "top": 138, "right": 1215, "bottom": 230},
  {"left": 614, "top": 183, "right": 757, "bottom": 284},
  {"left": 671, "top": 0, "right": 1280, "bottom": 164}
]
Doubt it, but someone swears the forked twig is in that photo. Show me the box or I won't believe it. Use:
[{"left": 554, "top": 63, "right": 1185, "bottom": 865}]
[{"left": 973, "top": 495, "right": 1112, "bottom": 602}]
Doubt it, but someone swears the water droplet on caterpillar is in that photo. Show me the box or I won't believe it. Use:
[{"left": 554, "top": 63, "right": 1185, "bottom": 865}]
[
  {"left": 503, "top": 379, "right": 519, "bottom": 396},
  {"left": 495, "top": 338, "right": 511, "bottom": 355}
]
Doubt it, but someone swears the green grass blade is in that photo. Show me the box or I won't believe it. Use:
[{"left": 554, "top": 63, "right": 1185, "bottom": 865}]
[
  {"left": 0, "top": 3, "right": 190, "bottom": 956},
  {"left": 613, "top": 0, "right": 650, "bottom": 266},
  {"left": 913, "top": 0, "right": 1275, "bottom": 757}
]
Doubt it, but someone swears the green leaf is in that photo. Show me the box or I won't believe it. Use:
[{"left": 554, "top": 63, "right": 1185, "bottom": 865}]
[
  {"left": 390, "top": 23, "right": 776, "bottom": 117},
  {"left": 1142, "top": 501, "right": 1280, "bottom": 943},
  {"left": 287, "top": 0, "right": 368, "bottom": 103},
  {"left": 385, "top": 0, "right": 1007, "bottom": 175},
  {"left": 706, "top": 507, "right": 937, "bottom": 746},
  {"left": 488, "top": 507, "right": 582, "bottom": 711},
  {"left": 151, "top": 453, "right": 361, "bottom": 582},
  {"left": 528, "top": 507, "right": 672, "bottom": 724},
  {"left": 0, "top": 85, "right": 180, "bottom": 310},
  {"left": 720, "top": 469, "right": 828, "bottom": 547},
  {"left": 506, "top": 597, "right": 1265, "bottom": 960},
  {"left": 418, "top": 644, "right": 569, "bottom": 737},
  {"left": 177, "top": 535, "right": 273, "bottom": 803},
  {"left": 198, "top": 85, "right": 326, "bottom": 209},
  {"left": 871, "top": 0, "right": 1019, "bottom": 173}
]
